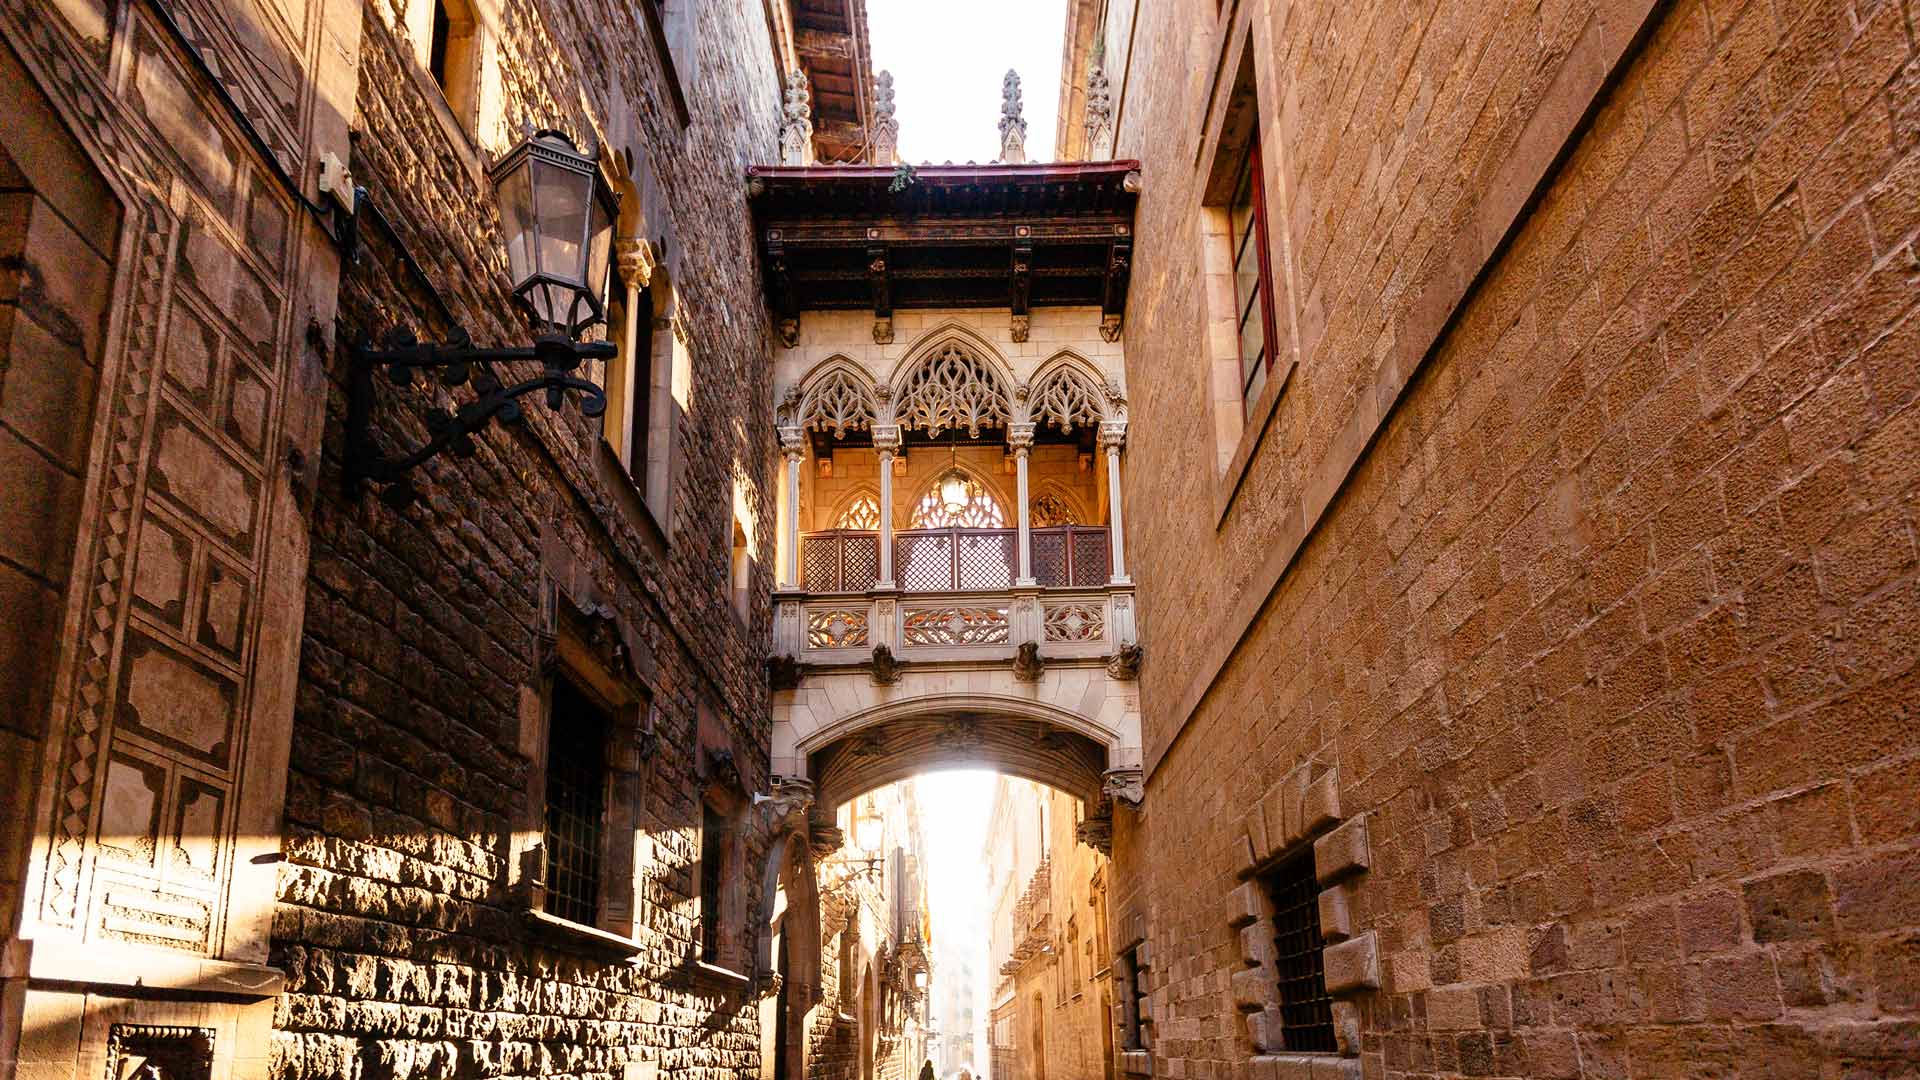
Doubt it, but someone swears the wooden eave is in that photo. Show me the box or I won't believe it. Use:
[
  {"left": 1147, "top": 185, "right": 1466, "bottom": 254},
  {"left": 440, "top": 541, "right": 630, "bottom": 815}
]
[{"left": 749, "top": 161, "right": 1139, "bottom": 319}]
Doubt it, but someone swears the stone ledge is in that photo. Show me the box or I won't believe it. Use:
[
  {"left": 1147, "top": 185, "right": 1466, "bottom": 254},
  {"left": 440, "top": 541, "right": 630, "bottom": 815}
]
[
  {"left": 524, "top": 909, "right": 647, "bottom": 958},
  {"left": 1117, "top": 1049, "right": 1151, "bottom": 1076},
  {"left": 26, "top": 939, "right": 284, "bottom": 998},
  {"left": 1249, "top": 1053, "right": 1359, "bottom": 1080}
]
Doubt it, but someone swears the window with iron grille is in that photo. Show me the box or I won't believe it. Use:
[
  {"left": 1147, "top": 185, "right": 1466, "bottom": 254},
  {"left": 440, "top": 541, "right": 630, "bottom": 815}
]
[
  {"left": 1261, "top": 851, "right": 1335, "bottom": 1052},
  {"left": 543, "top": 677, "right": 608, "bottom": 926},
  {"left": 1120, "top": 944, "right": 1150, "bottom": 1051},
  {"left": 701, "top": 801, "right": 727, "bottom": 963}
]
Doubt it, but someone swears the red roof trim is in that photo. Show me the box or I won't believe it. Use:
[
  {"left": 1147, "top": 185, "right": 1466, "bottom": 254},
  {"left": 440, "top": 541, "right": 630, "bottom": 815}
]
[{"left": 747, "top": 160, "right": 1141, "bottom": 184}]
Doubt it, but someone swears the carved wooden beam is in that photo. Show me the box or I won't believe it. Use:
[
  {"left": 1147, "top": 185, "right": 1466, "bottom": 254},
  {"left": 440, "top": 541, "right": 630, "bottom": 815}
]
[
  {"left": 795, "top": 27, "right": 855, "bottom": 60},
  {"left": 1101, "top": 233, "right": 1131, "bottom": 342},
  {"left": 767, "top": 229, "right": 800, "bottom": 347},
  {"left": 868, "top": 244, "right": 893, "bottom": 344},
  {"left": 1010, "top": 235, "right": 1033, "bottom": 342}
]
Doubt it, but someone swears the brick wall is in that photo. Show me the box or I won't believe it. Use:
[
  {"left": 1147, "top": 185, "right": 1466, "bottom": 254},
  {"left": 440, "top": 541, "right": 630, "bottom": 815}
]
[
  {"left": 272, "top": 0, "right": 786, "bottom": 1078},
  {"left": 1109, "top": 0, "right": 1920, "bottom": 1075}
]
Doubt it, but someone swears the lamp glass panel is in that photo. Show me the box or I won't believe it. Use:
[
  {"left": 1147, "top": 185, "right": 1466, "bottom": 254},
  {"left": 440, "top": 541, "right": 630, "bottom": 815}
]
[
  {"left": 585, "top": 185, "right": 614, "bottom": 309},
  {"left": 495, "top": 163, "right": 535, "bottom": 290},
  {"left": 534, "top": 156, "right": 591, "bottom": 289}
]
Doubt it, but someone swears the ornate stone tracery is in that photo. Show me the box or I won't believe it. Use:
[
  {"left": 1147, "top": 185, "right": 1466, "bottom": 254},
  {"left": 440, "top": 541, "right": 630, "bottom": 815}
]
[
  {"left": 1029, "top": 365, "right": 1105, "bottom": 433},
  {"left": 893, "top": 341, "right": 1010, "bottom": 436},
  {"left": 797, "top": 365, "right": 877, "bottom": 438}
]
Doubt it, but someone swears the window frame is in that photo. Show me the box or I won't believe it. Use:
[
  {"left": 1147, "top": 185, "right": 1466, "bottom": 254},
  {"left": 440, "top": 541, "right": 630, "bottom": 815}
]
[
  {"left": 695, "top": 780, "right": 746, "bottom": 974},
  {"left": 541, "top": 673, "right": 612, "bottom": 927},
  {"left": 1227, "top": 132, "right": 1279, "bottom": 420},
  {"left": 512, "top": 596, "right": 652, "bottom": 952}
]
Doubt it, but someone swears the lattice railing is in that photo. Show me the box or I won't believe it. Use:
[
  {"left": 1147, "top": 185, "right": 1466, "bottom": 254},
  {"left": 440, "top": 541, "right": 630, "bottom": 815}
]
[
  {"left": 894, "top": 528, "right": 1018, "bottom": 591},
  {"left": 798, "top": 525, "right": 1109, "bottom": 593},
  {"left": 1032, "top": 525, "right": 1110, "bottom": 587},
  {"left": 799, "top": 531, "right": 881, "bottom": 593}
]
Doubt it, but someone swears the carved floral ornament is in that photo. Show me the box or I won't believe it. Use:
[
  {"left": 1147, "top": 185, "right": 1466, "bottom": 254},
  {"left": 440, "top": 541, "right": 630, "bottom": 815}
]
[
  {"left": 1029, "top": 365, "right": 1104, "bottom": 433},
  {"left": 796, "top": 365, "right": 876, "bottom": 438}
]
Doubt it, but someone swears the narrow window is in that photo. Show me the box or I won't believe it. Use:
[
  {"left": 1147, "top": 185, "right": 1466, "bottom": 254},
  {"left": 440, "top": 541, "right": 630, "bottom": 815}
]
[
  {"left": 1262, "top": 851, "right": 1335, "bottom": 1052},
  {"left": 628, "top": 287, "right": 653, "bottom": 481},
  {"left": 427, "top": 0, "right": 452, "bottom": 90},
  {"left": 1121, "top": 944, "right": 1151, "bottom": 1050},
  {"left": 544, "top": 677, "right": 609, "bottom": 926},
  {"left": 1230, "top": 135, "right": 1277, "bottom": 418},
  {"left": 730, "top": 517, "right": 751, "bottom": 622},
  {"left": 701, "top": 800, "right": 727, "bottom": 963}
]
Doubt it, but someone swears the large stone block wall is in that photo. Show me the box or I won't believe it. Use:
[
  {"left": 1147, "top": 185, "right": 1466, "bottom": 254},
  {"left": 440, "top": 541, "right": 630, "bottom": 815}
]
[
  {"left": 275, "top": 1, "right": 785, "bottom": 1079},
  {"left": 1109, "top": 0, "right": 1920, "bottom": 1076}
]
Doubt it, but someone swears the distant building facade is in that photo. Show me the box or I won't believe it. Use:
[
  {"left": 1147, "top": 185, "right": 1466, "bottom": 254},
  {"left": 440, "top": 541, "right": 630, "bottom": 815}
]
[{"left": 982, "top": 777, "right": 1112, "bottom": 1080}]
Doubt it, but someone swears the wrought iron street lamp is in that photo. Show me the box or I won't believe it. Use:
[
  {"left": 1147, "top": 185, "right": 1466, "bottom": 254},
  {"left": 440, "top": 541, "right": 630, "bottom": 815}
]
[{"left": 344, "top": 130, "right": 618, "bottom": 504}]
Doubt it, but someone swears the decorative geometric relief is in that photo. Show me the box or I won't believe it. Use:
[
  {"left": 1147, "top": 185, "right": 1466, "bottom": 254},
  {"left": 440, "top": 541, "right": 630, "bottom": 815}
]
[
  {"left": 45, "top": 205, "right": 176, "bottom": 928},
  {"left": 894, "top": 342, "right": 1010, "bottom": 436},
  {"left": 163, "top": 303, "right": 219, "bottom": 404},
  {"left": 197, "top": 557, "right": 250, "bottom": 658},
  {"left": 106, "top": 1024, "right": 215, "bottom": 1080},
  {"left": 96, "top": 753, "right": 165, "bottom": 867},
  {"left": 150, "top": 411, "right": 259, "bottom": 553},
  {"left": 96, "top": 884, "right": 211, "bottom": 950},
  {"left": 1030, "top": 367, "right": 1104, "bottom": 433},
  {"left": 800, "top": 367, "right": 876, "bottom": 438},
  {"left": 175, "top": 207, "right": 279, "bottom": 354},
  {"left": 225, "top": 367, "right": 270, "bottom": 452},
  {"left": 1044, "top": 603, "right": 1107, "bottom": 643},
  {"left": 807, "top": 609, "right": 870, "bottom": 649},
  {"left": 171, "top": 779, "right": 226, "bottom": 882},
  {"left": 902, "top": 607, "right": 1010, "bottom": 647},
  {"left": 129, "top": 28, "right": 238, "bottom": 213},
  {"left": 116, "top": 635, "right": 237, "bottom": 768},
  {"left": 130, "top": 517, "right": 192, "bottom": 627},
  {"left": 244, "top": 166, "right": 291, "bottom": 265}
]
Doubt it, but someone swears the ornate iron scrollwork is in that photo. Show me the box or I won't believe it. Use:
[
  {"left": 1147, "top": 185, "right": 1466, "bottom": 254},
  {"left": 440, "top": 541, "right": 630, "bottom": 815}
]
[{"left": 344, "top": 324, "right": 612, "bottom": 504}]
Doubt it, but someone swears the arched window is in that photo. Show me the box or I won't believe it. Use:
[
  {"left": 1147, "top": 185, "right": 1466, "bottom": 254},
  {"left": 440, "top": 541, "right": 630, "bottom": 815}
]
[
  {"left": 909, "top": 470, "right": 1006, "bottom": 529},
  {"left": 834, "top": 493, "right": 881, "bottom": 530}
]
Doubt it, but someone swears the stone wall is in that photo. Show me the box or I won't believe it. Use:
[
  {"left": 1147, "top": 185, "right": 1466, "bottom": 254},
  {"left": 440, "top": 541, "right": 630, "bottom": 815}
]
[
  {"left": 1105, "top": 0, "right": 1920, "bottom": 1076},
  {"left": 274, "top": 1, "right": 787, "bottom": 1079}
]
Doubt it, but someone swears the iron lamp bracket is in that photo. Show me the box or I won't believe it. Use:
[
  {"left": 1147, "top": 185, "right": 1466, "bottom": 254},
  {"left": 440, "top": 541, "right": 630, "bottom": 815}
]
[{"left": 344, "top": 324, "right": 614, "bottom": 505}]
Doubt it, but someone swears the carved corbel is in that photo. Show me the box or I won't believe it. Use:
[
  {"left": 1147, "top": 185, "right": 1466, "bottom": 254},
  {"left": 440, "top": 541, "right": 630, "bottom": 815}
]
[
  {"left": 615, "top": 237, "right": 657, "bottom": 289},
  {"left": 1106, "top": 641, "right": 1142, "bottom": 680},
  {"left": 767, "top": 653, "right": 802, "bottom": 691},
  {"left": 1104, "top": 766, "right": 1144, "bottom": 806},
  {"left": 1013, "top": 641, "right": 1044, "bottom": 682},
  {"left": 869, "top": 644, "right": 904, "bottom": 685}
]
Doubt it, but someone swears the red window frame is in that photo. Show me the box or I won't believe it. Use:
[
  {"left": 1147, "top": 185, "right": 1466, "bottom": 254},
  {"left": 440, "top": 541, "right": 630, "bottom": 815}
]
[{"left": 1229, "top": 133, "right": 1280, "bottom": 417}]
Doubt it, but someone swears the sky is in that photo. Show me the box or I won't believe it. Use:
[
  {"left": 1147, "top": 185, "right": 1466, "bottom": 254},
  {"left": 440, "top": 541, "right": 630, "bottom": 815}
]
[{"left": 867, "top": 0, "right": 1071, "bottom": 164}]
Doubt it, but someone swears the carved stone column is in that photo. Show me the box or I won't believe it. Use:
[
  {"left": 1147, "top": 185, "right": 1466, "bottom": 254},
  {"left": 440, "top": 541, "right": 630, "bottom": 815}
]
[
  {"left": 780, "top": 70, "right": 814, "bottom": 166},
  {"left": 998, "top": 69, "right": 1027, "bottom": 164},
  {"left": 781, "top": 426, "right": 805, "bottom": 587},
  {"left": 1009, "top": 423, "right": 1035, "bottom": 586},
  {"left": 874, "top": 424, "right": 900, "bottom": 589},
  {"left": 873, "top": 71, "right": 899, "bottom": 166},
  {"left": 1085, "top": 66, "right": 1114, "bottom": 160},
  {"left": 1100, "top": 422, "right": 1130, "bottom": 584}
]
